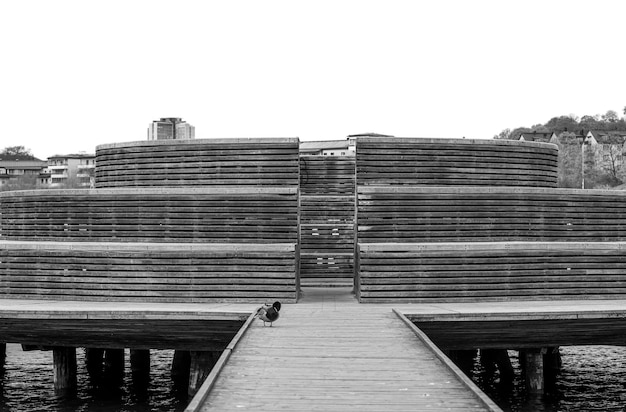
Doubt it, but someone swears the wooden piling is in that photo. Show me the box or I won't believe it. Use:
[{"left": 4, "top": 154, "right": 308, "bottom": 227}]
[
  {"left": 171, "top": 350, "right": 190, "bottom": 382},
  {"left": 104, "top": 348, "right": 125, "bottom": 386},
  {"left": 0, "top": 343, "right": 5, "bottom": 370},
  {"left": 544, "top": 346, "right": 562, "bottom": 387},
  {"left": 188, "top": 351, "right": 220, "bottom": 397},
  {"left": 493, "top": 349, "right": 514, "bottom": 381},
  {"left": 130, "top": 349, "right": 150, "bottom": 382},
  {"left": 52, "top": 347, "right": 77, "bottom": 397},
  {"left": 524, "top": 348, "right": 547, "bottom": 394},
  {"left": 85, "top": 347, "right": 104, "bottom": 386}
]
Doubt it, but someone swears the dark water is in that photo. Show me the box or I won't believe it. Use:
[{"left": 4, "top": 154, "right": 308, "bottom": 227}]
[
  {"left": 0, "top": 344, "right": 188, "bottom": 412},
  {"left": 472, "top": 346, "right": 626, "bottom": 412}
]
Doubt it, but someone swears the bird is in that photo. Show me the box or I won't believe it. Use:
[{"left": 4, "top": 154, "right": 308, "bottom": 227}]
[{"left": 257, "top": 301, "right": 281, "bottom": 326}]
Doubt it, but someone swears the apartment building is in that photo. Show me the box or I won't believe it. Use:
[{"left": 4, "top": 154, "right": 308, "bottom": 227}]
[
  {"left": 0, "top": 154, "right": 47, "bottom": 188},
  {"left": 147, "top": 118, "right": 195, "bottom": 140},
  {"left": 48, "top": 153, "right": 96, "bottom": 188}
]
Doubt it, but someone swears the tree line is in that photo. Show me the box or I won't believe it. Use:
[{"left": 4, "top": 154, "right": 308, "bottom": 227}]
[
  {"left": 494, "top": 107, "right": 626, "bottom": 189},
  {"left": 494, "top": 107, "right": 626, "bottom": 141}
]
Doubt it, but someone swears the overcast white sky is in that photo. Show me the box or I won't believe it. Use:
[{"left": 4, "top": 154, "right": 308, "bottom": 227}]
[{"left": 1, "top": 0, "right": 624, "bottom": 159}]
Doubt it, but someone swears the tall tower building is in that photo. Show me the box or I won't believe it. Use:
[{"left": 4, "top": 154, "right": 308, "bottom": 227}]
[{"left": 147, "top": 118, "right": 195, "bottom": 140}]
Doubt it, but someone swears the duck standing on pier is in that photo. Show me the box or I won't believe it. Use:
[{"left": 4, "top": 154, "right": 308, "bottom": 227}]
[{"left": 257, "top": 301, "right": 281, "bottom": 326}]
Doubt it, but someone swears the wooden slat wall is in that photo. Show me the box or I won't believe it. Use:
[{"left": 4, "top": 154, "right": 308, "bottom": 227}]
[
  {"left": 358, "top": 187, "right": 626, "bottom": 243},
  {"left": 0, "top": 187, "right": 298, "bottom": 243},
  {"left": 357, "top": 186, "right": 626, "bottom": 301},
  {"left": 300, "top": 156, "right": 355, "bottom": 195},
  {"left": 355, "top": 137, "right": 626, "bottom": 302},
  {"left": 356, "top": 137, "right": 559, "bottom": 187},
  {"left": 358, "top": 242, "right": 626, "bottom": 303},
  {"left": 0, "top": 242, "right": 297, "bottom": 303},
  {"left": 299, "top": 156, "right": 355, "bottom": 286},
  {"left": 1, "top": 137, "right": 301, "bottom": 305},
  {"left": 95, "top": 138, "right": 299, "bottom": 188}
]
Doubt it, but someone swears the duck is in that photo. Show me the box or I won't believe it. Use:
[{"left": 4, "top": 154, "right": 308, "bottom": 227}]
[{"left": 257, "top": 301, "right": 281, "bottom": 326}]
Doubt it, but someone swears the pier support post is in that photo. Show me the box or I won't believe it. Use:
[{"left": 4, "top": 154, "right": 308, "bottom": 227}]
[
  {"left": 524, "top": 348, "right": 547, "bottom": 394},
  {"left": 171, "top": 350, "right": 191, "bottom": 382},
  {"left": 85, "top": 348, "right": 105, "bottom": 386},
  {"left": 104, "top": 348, "right": 125, "bottom": 387},
  {"left": 53, "top": 347, "right": 77, "bottom": 397},
  {"left": 188, "top": 351, "right": 220, "bottom": 397},
  {"left": 492, "top": 349, "right": 514, "bottom": 381},
  {"left": 0, "top": 343, "right": 6, "bottom": 370},
  {"left": 130, "top": 349, "right": 151, "bottom": 390},
  {"left": 544, "top": 347, "right": 562, "bottom": 387}
]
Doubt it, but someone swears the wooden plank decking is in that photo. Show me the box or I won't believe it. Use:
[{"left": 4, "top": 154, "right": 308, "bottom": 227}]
[{"left": 195, "top": 288, "right": 498, "bottom": 411}]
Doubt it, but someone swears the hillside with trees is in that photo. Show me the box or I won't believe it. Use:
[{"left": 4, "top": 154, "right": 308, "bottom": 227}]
[{"left": 494, "top": 107, "right": 626, "bottom": 189}]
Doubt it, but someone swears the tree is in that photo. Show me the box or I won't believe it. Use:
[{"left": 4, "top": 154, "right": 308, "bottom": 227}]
[
  {"left": 508, "top": 127, "right": 532, "bottom": 140},
  {"left": 555, "top": 133, "right": 578, "bottom": 188},
  {"left": 544, "top": 115, "right": 579, "bottom": 134},
  {"left": 1, "top": 146, "right": 33, "bottom": 157},
  {"left": 493, "top": 128, "right": 512, "bottom": 140},
  {"left": 602, "top": 110, "right": 619, "bottom": 123}
]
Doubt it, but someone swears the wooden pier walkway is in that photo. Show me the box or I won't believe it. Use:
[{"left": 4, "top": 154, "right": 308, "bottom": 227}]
[{"left": 193, "top": 288, "right": 499, "bottom": 411}]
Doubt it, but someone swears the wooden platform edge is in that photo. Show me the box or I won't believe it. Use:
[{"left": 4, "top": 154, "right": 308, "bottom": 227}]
[
  {"left": 96, "top": 137, "right": 300, "bottom": 151},
  {"left": 392, "top": 309, "right": 503, "bottom": 412},
  {"left": 184, "top": 310, "right": 257, "bottom": 412}
]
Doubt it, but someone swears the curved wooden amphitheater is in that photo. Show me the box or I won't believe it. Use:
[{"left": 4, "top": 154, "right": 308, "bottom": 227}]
[
  {"left": 355, "top": 137, "right": 626, "bottom": 303},
  {"left": 357, "top": 137, "right": 558, "bottom": 187},
  {"left": 0, "top": 138, "right": 300, "bottom": 303},
  {"left": 95, "top": 138, "right": 299, "bottom": 188}
]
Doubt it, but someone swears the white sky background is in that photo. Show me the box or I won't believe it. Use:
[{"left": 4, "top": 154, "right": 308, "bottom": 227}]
[{"left": 0, "top": 0, "right": 624, "bottom": 159}]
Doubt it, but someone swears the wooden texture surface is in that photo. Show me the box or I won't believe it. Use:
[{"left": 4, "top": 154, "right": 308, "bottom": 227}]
[
  {"left": 299, "top": 156, "right": 356, "bottom": 286},
  {"left": 399, "top": 299, "right": 626, "bottom": 349},
  {"left": 0, "top": 187, "right": 297, "bottom": 244},
  {"left": 95, "top": 138, "right": 299, "bottom": 188},
  {"left": 0, "top": 241, "right": 297, "bottom": 303},
  {"left": 0, "top": 185, "right": 299, "bottom": 303},
  {"left": 358, "top": 242, "right": 626, "bottom": 303},
  {"left": 0, "top": 299, "right": 257, "bottom": 350},
  {"left": 358, "top": 186, "right": 626, "bottom": 243},
  {"left": 198, "top": 288, "right": 498, "bottom": 412},
  {"left": 356, "top": 137, "right": 558, "bottom": 187},
  {"left": 300, "top": 156, "right": 355, "bottom": 195}
]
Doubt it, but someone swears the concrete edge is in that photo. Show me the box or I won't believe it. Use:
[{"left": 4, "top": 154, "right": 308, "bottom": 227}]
[
  {"left": 0, "top": 186, "right": 298, "bottom": 198},
  {"left": 357, "top": 185, "right": 626, "bottom": 196},
  {"left": 96, "top": 137, "right": 300, "bottom": 151},
  {"left": 393, "top": 309, "right": 503, "bottom": 412},
  {"left": 355, "top": 136, "right": 558, "bottom": 150}
]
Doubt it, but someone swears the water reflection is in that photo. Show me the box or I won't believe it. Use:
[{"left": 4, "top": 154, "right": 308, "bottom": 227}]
[
  {"left": 0, "top": 344, "right": 187, "bottom": 412},
  {"left": 466, "top": 346, "right": 626, "bottom": 412}
]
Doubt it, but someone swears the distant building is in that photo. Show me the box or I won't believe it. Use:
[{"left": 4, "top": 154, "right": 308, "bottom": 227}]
[
  {"left": 0, "top": 154, "right": 47, "bottom": 188},
  {"left": 48, "top": 153, "right": 96, "bottom": 187},
  {"left": 300, "top": 139, "right": 355, "bottom": 156},
  {"left": 147, "top": 118, "right": 195, "bottom": 140},
  {"left": 516, "top": 132, "right": 558, "bottom": 143}
]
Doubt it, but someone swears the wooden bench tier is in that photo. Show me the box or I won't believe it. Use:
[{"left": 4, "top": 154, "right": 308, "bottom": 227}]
[
  {"left": 95, "top": 138, "right": 299, "bottom": 188},
  {"left": 0, "top": 241, "right": 297, "bottom": 303},
  {"left": 358, "top": 186, "right": 626, "bottom": 242},
  {"left": 356, "top": 137, "right": 558, "bottom": 187},
  {"left": 0, "top": 187, "right": 297, "bottom": 243},
  {"left": 357, "top": 242, "right": 626, "bottom": 303},
  {"left": 300, "top": 155, "right": 355, "bottom": 195}
]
